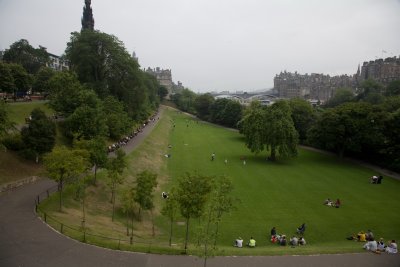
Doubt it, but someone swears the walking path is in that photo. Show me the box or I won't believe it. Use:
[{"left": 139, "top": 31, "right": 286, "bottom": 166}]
[{"left": 1, "top": 106, "right": 399, "bottom": 267}]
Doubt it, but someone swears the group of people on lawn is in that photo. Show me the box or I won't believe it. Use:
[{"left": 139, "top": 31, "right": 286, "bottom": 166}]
[
  {"left": 347, "top": 230, "right": 397, "bottom": 254},
  {"left": 324, "top": 198, "right": 341, "bottom": 208},
  {"left": 234, "top": 224, "right": 307, "bottom": 248}
]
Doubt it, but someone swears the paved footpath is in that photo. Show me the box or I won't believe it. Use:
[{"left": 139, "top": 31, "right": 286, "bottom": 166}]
[{"left": 1, "top": 106, "right": 400, "bottom": 267}]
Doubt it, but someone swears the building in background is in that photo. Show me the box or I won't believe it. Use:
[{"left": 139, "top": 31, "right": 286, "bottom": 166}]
[{"left": 145, "top": 67, "right": 184, "bottom": 96}]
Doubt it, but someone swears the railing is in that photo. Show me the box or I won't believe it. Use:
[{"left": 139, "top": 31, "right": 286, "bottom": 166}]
[{"left": 35, "top": 185, "right": 173, "bottom": 253}]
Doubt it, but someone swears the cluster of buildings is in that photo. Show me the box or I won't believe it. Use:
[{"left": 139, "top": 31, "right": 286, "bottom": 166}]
[
  {"left": 274, "top": 56, "right": 400, "bottom": 102},
  {"left": 145, "top": 67, "right": 184, "bottom": 96}
]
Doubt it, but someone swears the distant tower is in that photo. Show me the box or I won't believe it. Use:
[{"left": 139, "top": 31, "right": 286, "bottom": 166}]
[{"left": 81, "top": 0, "right": 95, "bottom": 31}]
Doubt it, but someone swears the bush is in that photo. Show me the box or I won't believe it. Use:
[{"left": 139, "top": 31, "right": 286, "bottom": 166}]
[
  {"left": 2, "top": 133, "right": 24, "bottom": 151},
  {"left": 18, "top": 148, "right": 38, "bottom": 161}
]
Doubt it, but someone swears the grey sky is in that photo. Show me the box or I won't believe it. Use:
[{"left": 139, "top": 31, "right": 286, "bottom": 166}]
[{"left": 1, "top": 0, "right": 399, "bottom": 93}]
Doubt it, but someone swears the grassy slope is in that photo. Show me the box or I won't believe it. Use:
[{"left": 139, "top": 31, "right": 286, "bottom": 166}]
[
  {"left": 163, "top": 110, "right": 400, "bottom": 255},
  {"left": 0, "top": 101, "right": 53, "bottom": 186},
  {"left": 7, "top": 100, "right": 53, "bottom": 125},
  {"left": 39, "top": 107, "right": 400, "bottom": 255}
]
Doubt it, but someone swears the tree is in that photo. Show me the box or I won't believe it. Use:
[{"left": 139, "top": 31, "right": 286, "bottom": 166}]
[
  {"left": 307, "top": 102, "right": 384, "bottom": 158},
  {"left": 106, "top": 149, "right": 126, "bottom": 221},
  {"left": 385, "top": 80, "right": 400, "bottom": 97},
  {"left": 8, "top": 63, "right": 32, "bottom": 96},
  {"left": 0, "top": 62, "right": 15, "bottom": 93},
  {"left": 239, "top": 101, "right": 266, "bottom": 154},
  {"left": 357, "top": 79, "right": 384, "bottom": 104},
  {"left": 172, "top": 89, "right": 197, "bottom": 113},
  {"left": 21, "top": 108, "right": 56, "bottom": 162},
  {"left": 74, "top": 137, "right": 108, "bottom": 184},
  {"left": 43, "top": 146, "right": 88, "bottom": 211},
  {"left": 209, "top": 98, "right": 230, "bottom": 124},
  {"left": 288, "top": 98, "right": 316, "bottom": 144},
  {"left": 264, "top": 101, "right": 298, "bottom": 161},
  {"left": 158, "top": 86, "right": 169, "bottom": 101},
  {"left": 32, "top": 67, "right": 55, "bottom": 94},
  {"left": 220, "top": 100, "right": 242, "bottom": 128},
  {"left": 0, "top": 101, "right": 16, "bottom": 149},
  {"left": 121, "top": 186, "right": 136, "bottom": 240},
  {"left": 47, "top": 72, "right": 86, "bottom": 116},
  {"left": 325, "top": 87, "right": 354, "bottom": 107},
  {"left": 3, "top": 39, "right": 49, "bottom": 74},
  {"left": 176, "top": 172, "right": 212, "bottom": 253},
  {"left": 102, "top": 96, "right": 132, "bottom": 140},
  {"left": 134, "top": 170, "right": 158, "bottom": 235},
  {"left": 194, "top": 93, "right": 214, "bottom": 121},
  {"left": 161, "top": 188, "right": 179, "bottom": 246}
]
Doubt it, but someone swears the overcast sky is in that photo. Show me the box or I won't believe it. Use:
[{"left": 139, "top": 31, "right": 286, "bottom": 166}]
[{"left": 1, "top": 0, "right": 399, "bottom": 93}]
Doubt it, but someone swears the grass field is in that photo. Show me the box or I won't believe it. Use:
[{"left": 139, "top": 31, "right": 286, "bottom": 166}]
[
  {"left": 6, "top": 100, "right": 53, "bottom": 125},
  {"left": 39, "top": 107, "right": 400, "bottom": 255}
]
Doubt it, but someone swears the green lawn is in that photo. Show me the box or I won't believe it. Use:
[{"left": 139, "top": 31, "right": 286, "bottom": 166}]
[
  {"left": 158, "top": 109, "right": 400, "bottom": 255},
  {"left": 39, "top": 107, "right": 400, "bottom": 255},
  {"left": 6, "top": 100, "right": 53, "bottom": 125}
]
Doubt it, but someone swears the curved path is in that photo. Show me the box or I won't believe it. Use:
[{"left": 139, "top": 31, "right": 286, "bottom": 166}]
[{"left": 1, "top": 107, "right": 400, "bottom": 267}]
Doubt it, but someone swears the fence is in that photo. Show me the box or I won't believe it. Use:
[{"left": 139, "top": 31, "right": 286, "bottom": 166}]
[{"left": 35, "top": 185, "right": 173, "bottom": 253}]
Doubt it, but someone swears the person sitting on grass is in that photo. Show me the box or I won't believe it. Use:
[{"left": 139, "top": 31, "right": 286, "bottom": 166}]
[
  {"left": 234, "top": 237, "right": 243, "bottom": 248},
  {"left": 297, "top": 223, "right": 306, "bottom": 235},
  {"left": 290, "top": 236, "right": 298, "bottom": 246},
  {"left": 279, "top": 235, "right": 287, "bottom": 246},
  {"left": 363, "top": 238, "right": 378, "bottom": 252},
  {"left": 357, "top": 231, "right": 367, "bottom": 242},
  {"left": 271, "top": 226, "right": 277, "bottom": 238},
  {"left": 335, "top": 198, "right": 341, "bottom": 208},
  {"left": 299, "top": 237, "right": 306, "bottom": 245},
  {"left": 377, "top": 175, "right": 383, "bottom": 184},
  {"left": 385, "top": 240, "right": 398, "bottom": 254},
  {"left": 324, "top": 198, "right": 333, "bottom": 206},
  {"left": 377, "top": 238, "right": 386, "bottom": 251},
  {"left": 366, "top": 230, "right": 374, "bottom": 241},
  {"left": 247, "top": 237, "right": 256, "bottom": 248},
  {"left": 371, "top": 175, "right": 378, "bottom": 184}
]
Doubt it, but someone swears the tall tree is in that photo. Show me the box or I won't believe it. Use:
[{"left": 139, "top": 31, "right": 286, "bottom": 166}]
[
  {"left": 264, "top": 101, "right": 298, "bottom": 161},
  {"left": 32, "top": 67, "right": 55, "bottom": 94},
  {"left": 325, "top": 88, "right": 354, "bottom": 107},
  {"left": 81, "top": 0, "right": 95, "bottom": 31},
  {"left": 43, "top": 146, "right": 88, "bottom": 211},
  {"left": 0, "top": 101, "right": 15, "bottom": 146},
  {"left": 194, "top": 93, "right": 215, "bottom": 121},
  {"left": 102, "top": 96, "right": 132, "bottom": 140},
  {"left": 134, "top": 170, "right": 158, "bottom": 235},
  {"left": 121, "top": 186, "right": 136, "bottom": 239},
  {"left": 288, "top": 98, "right": 316, "bottom": 144},
  {"left": 239, "top": 101, "right": 266, "bottom": 154},
  {"left": 0, "top": 62, "right": 15, "bottom": 93},
  {"left": 106, "top": 149, "right": 127, "bottom": 221},
  {"left": 21, "top": 108, "right": 56, "bottom": 162},
  {"left": 74, "top": 137, "right": 108, "bottom": 184},
  {"left": 8, "top": 63, "right": 32, "bottom": 96},
  {"left": 176, "top": 172, "right": 212, "bottom": 253},
  {"left": 161, "top": 188, "right": 179, "bottom": 246},
  {"left": 3, "top": 39, "right": 49, "bottom": 74}
]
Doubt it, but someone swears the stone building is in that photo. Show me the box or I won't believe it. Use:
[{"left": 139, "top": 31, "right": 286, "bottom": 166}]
[
  {"left": 359, "top": 56, "right": 400, "bottom": 85},
  {"left": 46, "top": 53, "right": 69, "bottom": 71},
  {"left": 273, "top": 56, "right": 400, "bottom": 102},
  {"left": 145, "top": 67, "right": 184, "bottom": 95}
]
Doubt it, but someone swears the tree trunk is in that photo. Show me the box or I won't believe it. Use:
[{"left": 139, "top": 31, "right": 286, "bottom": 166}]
[
  {"left": 112, "top": 192, "right": 116, "bottom": 221},
  {"left": 270, "top": 146, "right": 276, "bottom": 161},
  {"left": 93, "top": 164, "right": 97, "bottom": 185},
  {"left": 169, "top": 216, "right": 173, "bottom": 246},
  {"left": 126, "top": 211, "right": 129, "bottom": 236},
  {"left": 82, "top": 194, "right": 86, "bottom": 229},
  {"left": 184, "top": 217, "right": 190, "bottom": 253},
  {"left": 213, "top": 221, "right": 220, "bottom": 248},
  {"left": 58, "top": 177, "right": 63, "bottom": 212},
  {"left": 151, "top": 209, "right": 155, "bottom": 237}
]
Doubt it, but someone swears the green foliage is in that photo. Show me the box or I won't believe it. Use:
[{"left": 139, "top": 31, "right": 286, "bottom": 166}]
[
  {"left": 0, "top": 101, "right": 15, "bottom": 140},
  {"left": 209, "top": 98, "right": 243, "bottom": 128},
  {"left": 194, "top": 93, "right": 215, "bottom": 120},
  {"left": 32, "top": 67, "right": 55, "bottom": 93},
  {"left": 385, "top": 80, "right": 400, "bottom": 97},
  {"left": 0, "top": 62, "right": 15, "bottom": 93},
  {"left": 161, "top": 188, "right": 179, "bottom": 246},
  {"left": 102, "top": 96, "right": 132, "bottom": 139},
  {"left": 43, "top": 146, "right": 88, "bottom": 210},
  {"left": 1, "top": 133, "right": 24, "bottom": 151},
  {"left": 239, "top": 101, "right": 266, "bottom": 154},
  {"left": 357, "top": 79, "right": 384, "bottom": 104},
  {"left": 20, "top": 108, "right": 56, "bottom": 158},
  {"left": 74, "top": 137, "right": 108, "bottom": 184},
  {"left": 47, "top": 72, "right": 86, "bottom": 116},
  {"left": 171, "top": 89, "right": 197, "bottom": 113},
  {"left": 134, "top": 170, "right": 158, "bottom": 219},
  {"left": 8, "top": 63, "right": 32, "bottom": 93},
  {"left": 158, "top": 86, "right": 169, "bottom": 101},
  {"left": 66, "top": 30, "right": 157, "bottom": 119},
  {"left": 325, "top": 87, "right": 354, "bottom": 107},
  {"left": 176, "top": 172, "right": 213, "bottom": 252},
  {"left": 3, "top": 39, "right": 49, "bottom": 74},
  {"left": 288, "top": 98, "right": 316, "bottom": 144}
]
